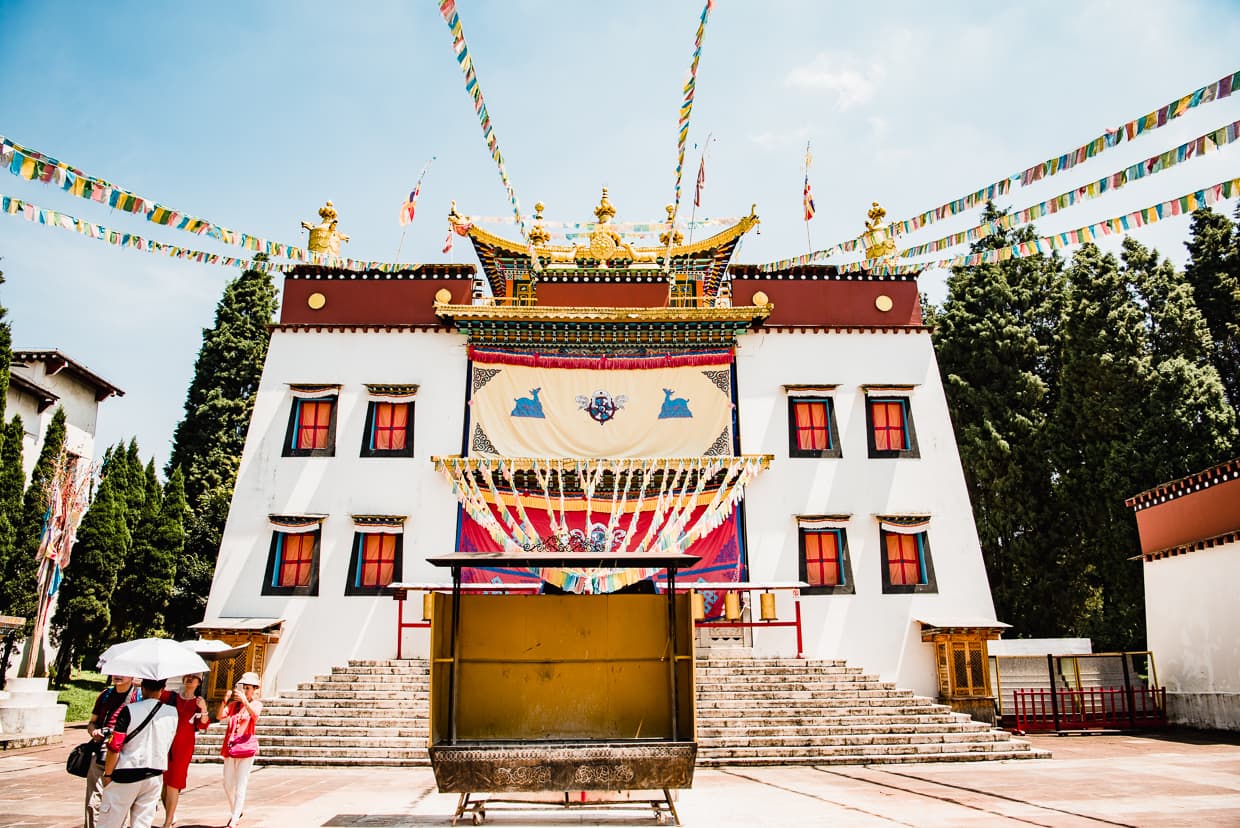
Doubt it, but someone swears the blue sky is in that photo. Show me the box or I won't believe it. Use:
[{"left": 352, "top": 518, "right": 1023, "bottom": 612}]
[{"left": 2, "top": 0, "right": 1239, "bottom": 474}]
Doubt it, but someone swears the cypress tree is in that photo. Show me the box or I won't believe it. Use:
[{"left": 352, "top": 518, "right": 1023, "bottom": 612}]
[
  {"left": 5, "top": 407, "right": 66, "bottom": 635},
  {"left": 50, "top": 461, "right": 130, "bottom": 683},
  {"left": 165, "top": 265, "right": 277, "bottom": 636},
  {"left": 932, "top": 203, "right": 1069, "bottom": 638},
  {"left": 1182, "top": 206, "right": 1240, "bottom": 437},
  {"left": 109, "top": 459, "right": 176, "bottom": 640},
  {"left": 0, "top": 268, "right": 11, "bottom": 426},
  {"left": 0, "top": 416, "right": 25, "bottom": 621}
]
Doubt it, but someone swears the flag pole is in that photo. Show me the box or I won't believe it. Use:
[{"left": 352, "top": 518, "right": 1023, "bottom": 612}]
[
  {"left": 804, "top": 141, "right": 814, "bottom": 255},
  {"left": 689, "top": 133, "right": 712, "bottom": 245},
  {"left": 395, "top": 229, "right": 408, "bottom": 262}
]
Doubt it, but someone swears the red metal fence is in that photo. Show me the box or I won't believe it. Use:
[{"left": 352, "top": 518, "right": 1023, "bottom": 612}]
[{"left": 1012, "top": 686, "right": 1168, "bottom": 733}]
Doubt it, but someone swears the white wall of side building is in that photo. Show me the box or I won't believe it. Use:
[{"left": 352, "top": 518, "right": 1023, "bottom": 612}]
[
  {"left": 203, "top": 328, "right": 469, "bottom": 694},
  {"left": 734, "top": 329, "right": 998, "bottom": 698},
  {"left": 1144, "top": 541, "right": 1240, "bottom": 730}
]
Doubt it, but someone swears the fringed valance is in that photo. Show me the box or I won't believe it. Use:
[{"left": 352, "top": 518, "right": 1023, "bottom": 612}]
[
  {"left": 784, "top": 384, "right": 840, "bottom": 397},
  {"left": 288, "top": 383, "right": 341, "bottom": 400},
  {"left": 797, "top": 514, "right": 851, "bottom": 530},
  {"left": 268, "top": 514, "right": 327, "bottom": 533},
  {"left": 365, "top": 383, "right": 419, "bottom": 403},
  {"left": 877, "top": 514, "right": 931, "bottom": 534},
  {"left": 352, "top": 514, "right": 406, "bottom": 534},
  {"left": 861, "top": 384, "right": 918, "bottom": 395},
  {"left": 469, "top": 346, "right": 733, "bottom": 370},
  {"left": 435, "top": 455, "right": 770, "bottom": 594}
]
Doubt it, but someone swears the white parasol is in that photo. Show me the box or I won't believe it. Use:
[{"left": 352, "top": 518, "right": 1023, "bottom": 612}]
[
  {"left": 97, "top": 637, "right": 209, "bottom": 681},
  {"left": 179, "top": 638, "right": 250, "bottom": 662}
]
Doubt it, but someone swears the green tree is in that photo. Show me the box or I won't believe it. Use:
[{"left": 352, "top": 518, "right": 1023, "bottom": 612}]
[
  {"left": 0, "top": 267, "right": 12, "bottom": 426},
  {"left": 165, "top": 265, "right": 277, "bottom": 635},
  {"left": 932, "top": 203, "right": 1070, "bottom": 638},
  {"left": 109, "top": 460, "right": 178, "bottom": 640},
  {"left": 0, "top": 416, "right": 26, "bottom": 622},
  {"left": 4, "top": 407, "right": 66, "bottom": 634},
  {"left": 50, "top": 459, "right": 130, "bottom": 683},
  {"left": 1182, "top": 206, "right": 1240, "bottom": 436}
]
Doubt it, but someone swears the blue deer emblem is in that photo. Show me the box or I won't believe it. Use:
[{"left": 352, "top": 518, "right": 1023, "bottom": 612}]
[
  {"left": 658, "top": 388, "right": 693, "bottom": 419},
  {"left": 511, "top": 388, "right": 545, "bottom": 418}
]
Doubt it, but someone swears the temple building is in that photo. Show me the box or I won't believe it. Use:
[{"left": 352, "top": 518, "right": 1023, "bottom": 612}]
[{"left": 199, "top": 192, "right": 1003, "bottom": 710}]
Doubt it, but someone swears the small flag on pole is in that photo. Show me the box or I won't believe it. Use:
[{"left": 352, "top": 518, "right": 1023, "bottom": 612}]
[
  {"left": 442, "top": 225, "right": 455, "bottom": 253},
  {"left": 802, "top": 142, "right": 816, "bottom": 221},
  {"left": 694, "top": 154, "right": 706, "bottom": 208},
  {"left": 398, "top": 157, "right": 436, "bottom": 227}
]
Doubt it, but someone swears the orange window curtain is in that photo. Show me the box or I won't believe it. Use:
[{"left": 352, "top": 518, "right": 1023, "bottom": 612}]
[
  {"left": 804, "top": 530, "right": 841, "bottom": 586},
  {"left": 297, "top": 401, "right": 333, "bottom": 450},
  {"left": 885, "top": 532, "right": 922, "bottom": 585},
  {"left": 795, "top": 401, "right": 830, "bottom": 451}
]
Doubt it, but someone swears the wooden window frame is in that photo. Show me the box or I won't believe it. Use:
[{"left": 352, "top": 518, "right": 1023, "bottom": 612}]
[
  {"left": 345, "top": 531, "right": 404, "bottom": 596},
  {"left": 262, "top": 529, "right": 321, "bottom": 596},
  {"left": 879, "top": 529, "right": 937, "bottom": 594},
  {"left": 359, "top": 400, "right": 415, "bottom": 458},
  {"left": 788, "top": 397, "right": 842, "bottom": 459},
  {"left": 866, "top": 396, "right": 920, "bottom": 459},
  {"left": 798, "top": 526, "right": 855, "bottom": 595},
  {"left": 283, "top": 396, "right": 339, "bottom": 458}
]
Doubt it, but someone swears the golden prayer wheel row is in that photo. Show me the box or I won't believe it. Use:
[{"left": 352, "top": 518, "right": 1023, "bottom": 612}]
[{"left": 691, "top": 590, "right": 778, "bottom": 621}]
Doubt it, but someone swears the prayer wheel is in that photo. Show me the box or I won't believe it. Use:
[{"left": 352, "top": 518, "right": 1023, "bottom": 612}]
[
  {"left": 724, "top": 591, "right": 742, "bottom": 620},
  {"left": 759, "top": 591, "right": 777, "bottom": 621},
  {"left": 691, "top": 591, "right": 705, "bottom": 620},
  {"left": 423, "top": 592, "right": 435, "bottom": 622}
]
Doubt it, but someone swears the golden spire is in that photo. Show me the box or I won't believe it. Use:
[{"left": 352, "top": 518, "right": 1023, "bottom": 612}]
[
  {"left": 527, "top": 201, "right": 551, "bottom": 247},
  {"left": 300, "top": 200, "right": 350, "bottom": 256},
  {"left": 593, "top": 187, "right": 616, "bottom": 224},
  {"left": 659, "top": 203, "right": 683, "bottom": 247},
  {"left": 862, "top": 201, "right": 897, "bottom": 260}
]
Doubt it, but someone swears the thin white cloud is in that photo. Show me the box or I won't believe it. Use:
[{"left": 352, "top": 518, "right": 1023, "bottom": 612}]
[
  {"left": 749, "top": 126, "right": 811, "bottom": 151},
  {"left": 786, "top": 51, "right": 885, "bottom": 111}
]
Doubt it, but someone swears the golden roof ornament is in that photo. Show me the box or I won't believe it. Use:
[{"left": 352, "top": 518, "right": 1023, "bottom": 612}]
[
  {"left": 527, "top": 201, "right": 551, "bottom": 247},
  {"left": 862, "top": 201, "right": 898, "bottom": 260},
  {"left": 301, "top": 200, "right": 350, "bottom": 256},
  {"left": 658, "top": 204, "right": 684, "bottom": 248},
  {"left": 573, "top": 187, "right": 636, "bottom": 264}
]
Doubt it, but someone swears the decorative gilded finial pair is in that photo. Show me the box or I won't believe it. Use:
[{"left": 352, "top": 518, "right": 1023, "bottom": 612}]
[{"left": 862, "top": 201, "right": 897, "bottom": 260}]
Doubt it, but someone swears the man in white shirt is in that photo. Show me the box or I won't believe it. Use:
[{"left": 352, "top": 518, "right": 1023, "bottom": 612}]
[{"left": 98, "top": 678, "right": 179, "bottom": 828}]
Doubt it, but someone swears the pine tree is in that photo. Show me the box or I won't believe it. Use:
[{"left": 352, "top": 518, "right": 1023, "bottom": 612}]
[
  {"left": 0, "top": 416, "right": 25, "bottom": 621},
  {"left": 1182, "top": 206, "right": 1240, "bottom": 438},
  {"left": 0, "top": 268, "right": 11, "bottom": 426},
  {"left": 109, "top": 459, "right": 176, "bottom": 640},
  {"left": 4, "top": 407, "right": 66, "bottom": 634},
  {"left": 932, "top": 203, "right": 1069, "bottom": 637},
  {"left": 50, "top": 460, "right": 130, "bottom": 682},
  {"left": 164, "top": 266, "right": 277, "bottom": 636}
]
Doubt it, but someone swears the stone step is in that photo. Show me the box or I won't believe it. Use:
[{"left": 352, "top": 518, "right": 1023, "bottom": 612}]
[
  {"left": 699, "top": 739, "right": 1023, "bottom": 759},
  {"left": 696, "top": 698, "right": 943, "bottom": 713},
  {"left": 197, "top": 726, "right": 426, "bottom": 738},
  {"left": 281, "top": 689, "right": 432, "bottom": 701},
  {"left": 198, "top": 734, "right": 426, "bottom": 749},
  {"left": 196, "top": 754, "right": 431, "bottom": 767},
  {"left": 698, "top": 722, "right": 995, "bottom": 738},
  {"left": 703, "top": 731, "right": 1008, "bottom": 749},
  {"left": 697, "top": 680, "right": 897, "bottom": 692},
  {"left": 695, "top": 712, "right": 969, "bottom": 727},
  {"left": 697, "top": 747, "right": 1049, "bottom": 767},
  {"left": 696, "top": 688, "right": 914, "bottom": 700}
]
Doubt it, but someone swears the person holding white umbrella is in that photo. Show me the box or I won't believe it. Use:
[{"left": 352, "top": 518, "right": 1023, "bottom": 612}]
[{"left": 97, "top": 677, "right": 178, "bottom": 828}]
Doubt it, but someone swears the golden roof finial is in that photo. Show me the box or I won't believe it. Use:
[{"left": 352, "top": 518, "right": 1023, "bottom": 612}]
[
  {"left": 862, "top": 201, "right": 897, "bottom": 260},
  {"left": 300, "top": 199, "right": 350, "bottom": 256},
  {"left": 659, "top": 203, "right": 683, "bottom": 247},
  {"left": 593, "top": 187, "right": 616, "bottom": 224},
  {"left": 527, "top": 201, "right": 551, "bottom": 247}
]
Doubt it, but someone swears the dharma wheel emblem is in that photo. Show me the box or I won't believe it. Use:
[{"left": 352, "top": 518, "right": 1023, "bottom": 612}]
[{"left": 576, "top": 389, "right": 627, "bottom": 425}]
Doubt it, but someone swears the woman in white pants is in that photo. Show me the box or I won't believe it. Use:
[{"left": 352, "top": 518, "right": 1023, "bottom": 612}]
[{"left": 217, "top": 672, "right": 262, "bottom": 828}]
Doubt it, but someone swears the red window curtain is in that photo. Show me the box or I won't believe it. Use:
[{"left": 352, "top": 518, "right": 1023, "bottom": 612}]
[
  {"left": 885, "top": 533, "right": 922, "bottom": 586},
  {"left": 360, "top": 534, "right": 397, "bottom": 587},
  {"left": 297, "top": 400, "right": 334, "bottom": 450},
  {"left": 372, "top": 403, "right": 408, "bottom": 451},
  {"left": 871, "top": 400, "right": 907, "bottom": 451},
  {"left": 278, "top": 533, "right": 315, "bottom": 587},
  {"left": 803, "top": 530, "right": 841, "bottom": 586},
  {"left": 794, "top": 400, "right": 830, "bottom": 451}
]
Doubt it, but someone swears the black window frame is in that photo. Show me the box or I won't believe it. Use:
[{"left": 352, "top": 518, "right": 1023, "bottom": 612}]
[
  {"left": 879, "top": 529, "right": 938, "bottom": 594},
  {"left": 344, "top": 530, "right": 404, "bottom": 596},
  {"left": 359, "top": 400, "right": 416, "bottom": 458},
  {"left": 261, "top": 528, "right": 322, "bottom": 596},
  {"left": 797, "top": 525, "right": 855, "bottom": 595},
  {"left": 865, "top": 396, "right": 920, "bottom": 459},
  {"left": 283, "top": 395, "right": 339, "bottom": 458},
  {"left": 787, "top": 397, "right": 843, "bottom": 459}
]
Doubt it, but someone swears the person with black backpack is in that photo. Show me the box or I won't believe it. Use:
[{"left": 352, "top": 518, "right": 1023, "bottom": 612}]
[
  {"left": 97, "top": 678, "right": 178, "bottom": 828},
  {"left": 83, "top": 675, "right": 141, "bottom": 828}
]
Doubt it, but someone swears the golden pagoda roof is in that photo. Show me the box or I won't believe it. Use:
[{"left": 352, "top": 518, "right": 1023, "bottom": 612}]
[{"left": 450, "top": 189, "right": 759, "bottom": 298}]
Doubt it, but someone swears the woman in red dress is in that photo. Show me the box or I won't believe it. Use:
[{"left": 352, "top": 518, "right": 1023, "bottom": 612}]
[{"left": 159, "top": 673, "right": 209, "bottom": 828}]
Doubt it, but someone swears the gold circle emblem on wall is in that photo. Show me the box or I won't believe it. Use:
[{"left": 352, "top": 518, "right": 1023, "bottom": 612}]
[
  {"left": 875, "top": 294, "right": 894, "bottom": 312},
  {"left": 752, "top": 290, "right": 769, "bottom": 306},
  {"left": 434, "top": 288, "right": 453, "bottom": 304},
  {"left": 307, "top": 292, "right": 327, "bottom": 310}
]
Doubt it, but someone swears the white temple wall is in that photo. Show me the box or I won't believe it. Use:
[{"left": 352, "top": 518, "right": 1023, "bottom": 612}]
[
  {"left": 734, "top": 329, "right": 997, "bottom": 698},
  {"left": 203, "top": 328, "right": 468, "bottom": 694},
  {"left": 1144, "top": 541, "right": 1240, "bottom": 730}
]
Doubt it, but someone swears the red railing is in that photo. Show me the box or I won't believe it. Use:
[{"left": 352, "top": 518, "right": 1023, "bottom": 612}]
[
  {"left": 390, "top": 581, "right": 805, "bottom": 660},
  {"left": 1012, "top": 686, "right": 1168, "bottom": 733}
]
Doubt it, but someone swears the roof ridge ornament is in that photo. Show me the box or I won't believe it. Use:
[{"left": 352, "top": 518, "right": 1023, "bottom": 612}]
[
  {"left": 862, "top": 201, "right": 897, "bottom": 260},
  {"left": 301, "top": 200, "right": 350, "bottom": 256},
  {"left": 574, "top": 187, "right": 637, "bottom": 266}
]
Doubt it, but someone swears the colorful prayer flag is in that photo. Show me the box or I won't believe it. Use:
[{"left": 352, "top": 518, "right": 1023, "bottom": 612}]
[
  {"left": 803, "top": 178, "right": 815, "bottom": 221},
  {"left": 694, "top": 154, "right": 706, "bottom": 208}
]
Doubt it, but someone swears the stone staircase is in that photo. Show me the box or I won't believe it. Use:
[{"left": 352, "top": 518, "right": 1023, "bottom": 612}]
[
  {"left": 195, "top": 655, "right": 1048, "bottom": 767},
  {"left": 194, "top": 659, "right": 431, "bottom": 766},
  {"left": 695, "top": 655, "right": 1047, "bottom": 765}
]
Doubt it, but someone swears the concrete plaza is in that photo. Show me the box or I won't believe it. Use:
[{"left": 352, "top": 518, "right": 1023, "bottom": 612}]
[{"left": 2, "top": 726, "right": 1239, "bottom": 827}]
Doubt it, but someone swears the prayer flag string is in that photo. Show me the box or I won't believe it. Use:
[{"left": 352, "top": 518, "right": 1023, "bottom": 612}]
[
  {"left": 670, "top": 0, "right": 715, "bottom": 221},
  {"left": 761, "top": 67, "right": 1240, "bottom": 271}
]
